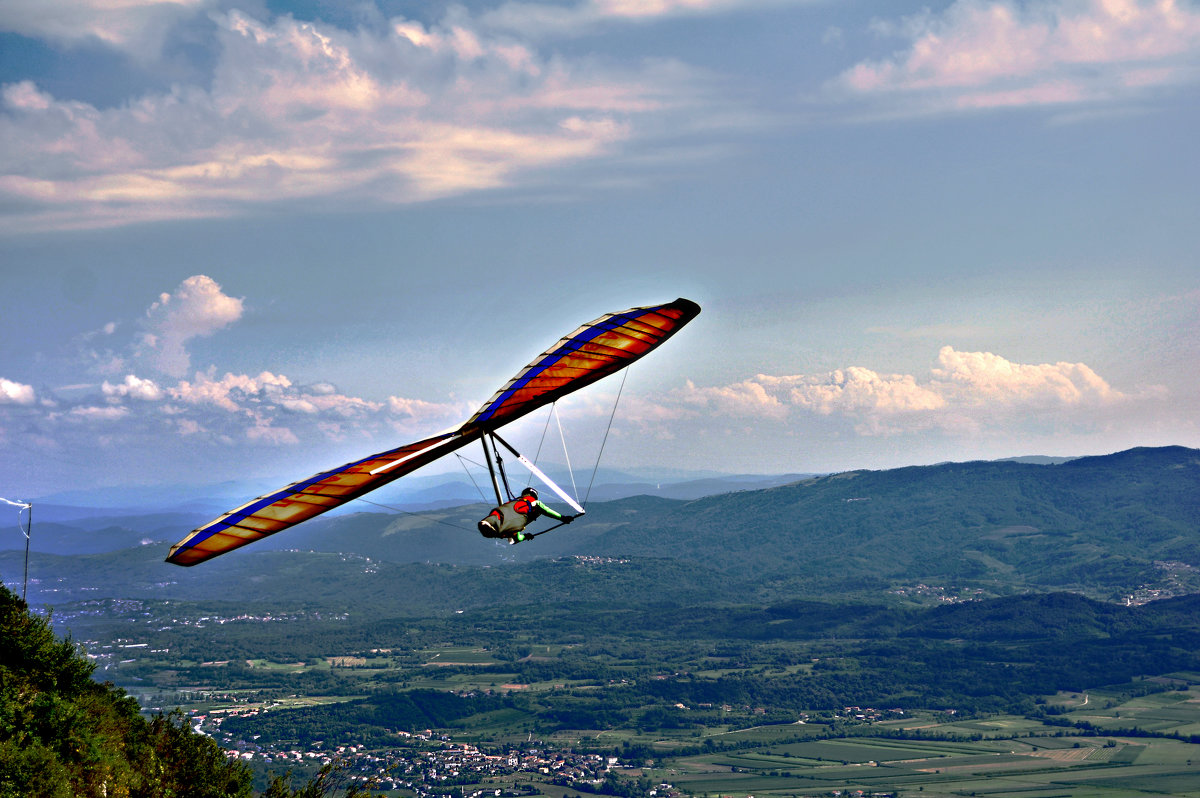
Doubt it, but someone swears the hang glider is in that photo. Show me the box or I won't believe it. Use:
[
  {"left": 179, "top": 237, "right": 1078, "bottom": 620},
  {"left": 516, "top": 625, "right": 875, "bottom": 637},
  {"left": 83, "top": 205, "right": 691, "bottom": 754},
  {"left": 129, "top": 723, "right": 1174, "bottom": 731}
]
[{"left": 166, "top": 298, "right": 700, "bottom": 566}]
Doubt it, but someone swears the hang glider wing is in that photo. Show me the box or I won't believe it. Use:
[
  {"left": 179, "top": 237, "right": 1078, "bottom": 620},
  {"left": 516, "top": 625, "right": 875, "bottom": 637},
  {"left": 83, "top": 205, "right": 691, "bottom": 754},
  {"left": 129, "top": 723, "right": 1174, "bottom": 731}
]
[
  {"left": 166, "top": 429, "right": 480, "bottom": 566},
  {"left": 166, "top": 297, "right": 700, "bottom": 567},
  {"left": 464, "top": 298, "right": 700, "bottom": 433}
]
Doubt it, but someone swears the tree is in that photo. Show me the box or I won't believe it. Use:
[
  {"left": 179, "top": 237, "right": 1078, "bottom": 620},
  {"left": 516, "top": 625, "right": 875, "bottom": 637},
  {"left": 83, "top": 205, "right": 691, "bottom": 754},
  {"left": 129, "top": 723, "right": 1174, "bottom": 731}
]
[{"left": 0, "top": 584, "right": 253, "bottom": 798}]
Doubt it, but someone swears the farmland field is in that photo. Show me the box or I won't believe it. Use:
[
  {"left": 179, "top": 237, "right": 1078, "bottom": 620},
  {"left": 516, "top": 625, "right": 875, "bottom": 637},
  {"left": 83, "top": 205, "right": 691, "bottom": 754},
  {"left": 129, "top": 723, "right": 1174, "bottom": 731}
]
[{"left": 652, "top": 690, "right": 1200, "bottom": 798}]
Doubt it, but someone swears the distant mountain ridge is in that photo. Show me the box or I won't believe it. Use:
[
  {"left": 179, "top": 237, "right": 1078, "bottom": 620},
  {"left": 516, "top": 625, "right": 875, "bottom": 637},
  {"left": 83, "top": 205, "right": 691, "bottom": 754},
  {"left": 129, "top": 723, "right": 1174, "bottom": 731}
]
[
  {"left": 580, "top": 445, "right": 1200, "bottom": 600},
  {"left": 25, "top": 468, "right": 817, "bottom": 520},
  {"left": 5, "top": 446, "right": 1197, "bottom": 612}
]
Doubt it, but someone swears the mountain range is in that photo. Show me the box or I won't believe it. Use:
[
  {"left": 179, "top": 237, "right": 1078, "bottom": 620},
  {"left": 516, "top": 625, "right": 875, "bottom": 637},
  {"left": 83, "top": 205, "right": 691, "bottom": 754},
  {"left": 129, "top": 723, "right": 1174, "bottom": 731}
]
[{"left": 4, "top": 446, "right": 1198, "bottom": 614}]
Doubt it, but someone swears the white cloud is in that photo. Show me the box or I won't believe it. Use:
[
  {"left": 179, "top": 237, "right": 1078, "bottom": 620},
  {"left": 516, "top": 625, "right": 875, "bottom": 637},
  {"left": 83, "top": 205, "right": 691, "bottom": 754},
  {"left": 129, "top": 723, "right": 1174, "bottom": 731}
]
[
  {"left": 137, "top": 275, "right": 243, "bottom": 377},
  {"left": 658, "top": 346, "right": 1144, "bottom": 438},
  {"left": 833, "top": 0, "right": 1200, "bottom": 113},
  {"left": 0, "top": 7, "right": 713, "bottom": 231},
  {"left": 158, "top": 369, "right": 463, "bottom": 443},
  {"left": 0, "top": 357, "right": 478, "bottom": 488},
  {"left": 102, "top": 374, "right": 164, "bottom": 401},
  {"left": 170, "top": 370, "right": 292, "bottom": 412},
  {"left": 175, "top": 418, "right": 204, "bottom": 435},
  {"left": 0, "top": 378, "right": 35, "bottom": 405},
  {"left": 787, "top": 368, "right": 947, "bottom": 415},
  {"left": 931, "top": 345, "right": 1121, "bottom": 406},
  {"left": 676, "top": 376, "right": 791, "bottom": 420}
]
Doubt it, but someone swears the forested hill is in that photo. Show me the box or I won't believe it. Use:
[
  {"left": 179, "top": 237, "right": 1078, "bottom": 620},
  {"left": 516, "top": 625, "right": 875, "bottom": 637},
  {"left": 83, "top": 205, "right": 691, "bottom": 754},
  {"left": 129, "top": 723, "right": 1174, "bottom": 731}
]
[
  {"left": 0, "top": 583, "right": 254, "bottom": 797},
  {"left": 7, "top": 446, "right": 1198, "bottom": 610},
  {"left": 579, "top": 445, "right": 1200, "bottom": 599}
]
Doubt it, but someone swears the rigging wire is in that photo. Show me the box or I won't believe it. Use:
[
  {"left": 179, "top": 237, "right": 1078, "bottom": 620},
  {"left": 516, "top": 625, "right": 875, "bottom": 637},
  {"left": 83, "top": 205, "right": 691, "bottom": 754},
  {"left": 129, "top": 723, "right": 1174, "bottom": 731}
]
[
  {"left": 352, "top": 496, "right": 474, "bottom": 532},
  {"left": 553, "top": 405, "right": 581, "bottom": 503},
  {"left": 532, "top": 404, "right": 554, "bottom": 466},
  {"left": 345, "top": 365, "right": 632, "bottom": 531},
  {"left": 583, "top": 367, "right": 629, "bottom": 508},
  {"left": 349, "top": 457, "right": 489, "bottom": 532},
  {"left": 455, "top": 453, "right": 490, "bottom": 503}
]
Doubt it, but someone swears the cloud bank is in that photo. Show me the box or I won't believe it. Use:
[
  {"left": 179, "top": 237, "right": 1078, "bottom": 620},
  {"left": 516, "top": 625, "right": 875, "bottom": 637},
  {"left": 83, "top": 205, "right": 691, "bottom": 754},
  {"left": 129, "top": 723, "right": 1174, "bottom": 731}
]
[
  {"left": 0, "top": 4, "right": 710, "bottom": 231},
  {"left": 0, "top": 275, "right": 469, "bottom": 487},
  {"left": 0, "top": 272, "right": 1175, "bottom": 491},
  {"left": 3, "top": 0, "right": 1199, "bottom": 229},
  {"left": 655, "top": 344, "right": 1153, "bottom": 436},
  {"left": 833, "top": 0, "right": 1200, "bottom": 113}
]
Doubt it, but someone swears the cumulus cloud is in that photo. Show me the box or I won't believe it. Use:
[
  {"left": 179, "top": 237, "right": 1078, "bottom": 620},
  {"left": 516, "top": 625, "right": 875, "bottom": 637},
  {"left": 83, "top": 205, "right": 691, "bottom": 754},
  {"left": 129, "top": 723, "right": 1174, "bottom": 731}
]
[
  {"left": 0, "top": 378, "right": 35, "bottom": 405},
  {"left": 136, "top": 275, "right": 243, "bottom": 377},
  {"left": 170, "top": 370, "right": 293, "bottom": 412},
  {"left": 680, "top": 376, "right": 792, "bottom": 420},
  {"left": 931, "top": 346, "right": 1120, "bottom": 405},
  {"left": 832, "top": 0, "right": 1200, "bottom": 113},
  {"left": 102, "top": 374, "right": 164, "bottom": 401},
  {"left": 663, "top": 346, "right": 1141, "bottom": 437},
  {"left": 788, "top": 368, "right": 947, "bottom": 415},
  {"left": 0, "top": 6, "right": 716, "bottom": 231},
  {"left": 142, "top": 367, "right": 461, "bottom": 444},
  {"left": 0, "top": 357, "right": 472, "bottom": 486},
  {"left": 1, "top": 267, "right": 470, "bottom": 461}
]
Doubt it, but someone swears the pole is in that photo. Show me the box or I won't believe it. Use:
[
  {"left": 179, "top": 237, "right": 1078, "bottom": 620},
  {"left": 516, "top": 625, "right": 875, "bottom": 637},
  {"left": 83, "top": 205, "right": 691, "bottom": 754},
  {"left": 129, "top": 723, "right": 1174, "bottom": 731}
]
[
  {"left": 1, "top": 497, "right": 31, "bottom": 601},
  {"left": 23, "top": 503, "right": 30, "bottom": 601}
]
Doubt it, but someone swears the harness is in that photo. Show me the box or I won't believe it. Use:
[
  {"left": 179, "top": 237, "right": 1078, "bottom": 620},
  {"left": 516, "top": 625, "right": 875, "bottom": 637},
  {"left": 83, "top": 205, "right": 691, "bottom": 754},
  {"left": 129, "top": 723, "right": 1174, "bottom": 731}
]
[{"left": 489, "top": 498, "right": 537, "bottom": 519}]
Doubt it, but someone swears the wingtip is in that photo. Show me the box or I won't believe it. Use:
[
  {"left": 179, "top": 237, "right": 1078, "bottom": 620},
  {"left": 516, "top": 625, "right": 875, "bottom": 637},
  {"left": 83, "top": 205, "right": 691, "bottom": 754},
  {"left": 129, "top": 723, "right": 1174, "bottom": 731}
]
[
  {"left": 165, "top": 541, "right": 198, "bottom": 567},
  {"left": 672, "top": 297, "right": 701, "bottom": 317}
]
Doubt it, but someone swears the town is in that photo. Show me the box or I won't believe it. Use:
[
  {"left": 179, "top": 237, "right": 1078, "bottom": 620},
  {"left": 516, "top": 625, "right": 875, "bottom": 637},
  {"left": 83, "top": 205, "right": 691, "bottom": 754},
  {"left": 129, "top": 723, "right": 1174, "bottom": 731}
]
[{"left": 206, "top": 721, "right": 671, "bottom": 798}]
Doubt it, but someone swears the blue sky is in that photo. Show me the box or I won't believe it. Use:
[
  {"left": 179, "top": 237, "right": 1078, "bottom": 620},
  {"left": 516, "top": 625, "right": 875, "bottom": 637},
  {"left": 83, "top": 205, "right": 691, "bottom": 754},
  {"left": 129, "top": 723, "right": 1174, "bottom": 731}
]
[{"left": 1, "top": 0, "right": 1198, "bottom": 500}]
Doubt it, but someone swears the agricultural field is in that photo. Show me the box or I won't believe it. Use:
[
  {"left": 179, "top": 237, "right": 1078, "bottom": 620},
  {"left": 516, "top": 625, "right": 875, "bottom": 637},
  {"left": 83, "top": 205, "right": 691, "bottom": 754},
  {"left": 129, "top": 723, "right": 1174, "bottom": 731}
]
[
  {"left": 660, "top": 734, "right": 1200, "bottom": 797},
  {"left": 46, "top": 577, "right": 1200, "bottom": 796},
  {"left": 648, "top": 691, "right": 1200, "bottom": 798}
]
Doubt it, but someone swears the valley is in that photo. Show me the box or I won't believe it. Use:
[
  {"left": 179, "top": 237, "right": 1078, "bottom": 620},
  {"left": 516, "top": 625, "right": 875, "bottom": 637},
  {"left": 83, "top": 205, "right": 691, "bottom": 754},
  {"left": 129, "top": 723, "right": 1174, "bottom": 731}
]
[{"left": 6, "top": 446, "right": 1200, "bottom": 795}]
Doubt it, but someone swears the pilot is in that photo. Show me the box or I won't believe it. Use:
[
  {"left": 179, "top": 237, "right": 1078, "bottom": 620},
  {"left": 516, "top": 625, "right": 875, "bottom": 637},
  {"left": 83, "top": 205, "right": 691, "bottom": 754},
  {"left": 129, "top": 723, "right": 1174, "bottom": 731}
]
[{"left": 477, "top": 487, "right": 575, "bottom": 544}]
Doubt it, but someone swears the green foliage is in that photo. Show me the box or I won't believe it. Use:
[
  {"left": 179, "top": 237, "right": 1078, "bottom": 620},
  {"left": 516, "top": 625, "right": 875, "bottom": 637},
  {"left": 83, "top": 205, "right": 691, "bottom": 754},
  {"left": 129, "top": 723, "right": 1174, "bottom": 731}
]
[
  {"left": 0, "top": 583, "right": 253, "bottom": 797},
  {"left": 205, "top": 589, "right": 1200, "bottom": 749},
  {"left": 262, "top": 760, "right": 372, "bottom": 798}
]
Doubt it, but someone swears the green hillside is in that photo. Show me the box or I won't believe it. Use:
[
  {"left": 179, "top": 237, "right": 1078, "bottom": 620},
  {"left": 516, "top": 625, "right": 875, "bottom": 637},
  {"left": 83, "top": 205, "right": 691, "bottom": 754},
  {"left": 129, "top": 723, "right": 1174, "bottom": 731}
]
[
  {"left": 8, "top": 446, "right": 1199, "bottom": 614},
  {"left": 0, "top": 584, "right": 253, "bottom": 798},
  {"left": 584, "top": 445, "right": 1200, "bottom": 599}
]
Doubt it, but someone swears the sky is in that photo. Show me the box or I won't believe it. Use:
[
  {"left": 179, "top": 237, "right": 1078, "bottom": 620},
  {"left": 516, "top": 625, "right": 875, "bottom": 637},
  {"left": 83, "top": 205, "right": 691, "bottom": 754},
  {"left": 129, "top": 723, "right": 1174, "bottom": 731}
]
[{"left": 1, "top": 0, "right": 1198, "bottom": 502}]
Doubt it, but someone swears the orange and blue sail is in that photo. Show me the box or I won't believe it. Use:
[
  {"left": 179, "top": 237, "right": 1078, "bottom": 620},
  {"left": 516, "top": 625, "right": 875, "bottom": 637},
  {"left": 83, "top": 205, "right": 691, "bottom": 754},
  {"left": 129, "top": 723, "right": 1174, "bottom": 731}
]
[{"left": 166, "top": 298, "right": 699, "bottom": 566}]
